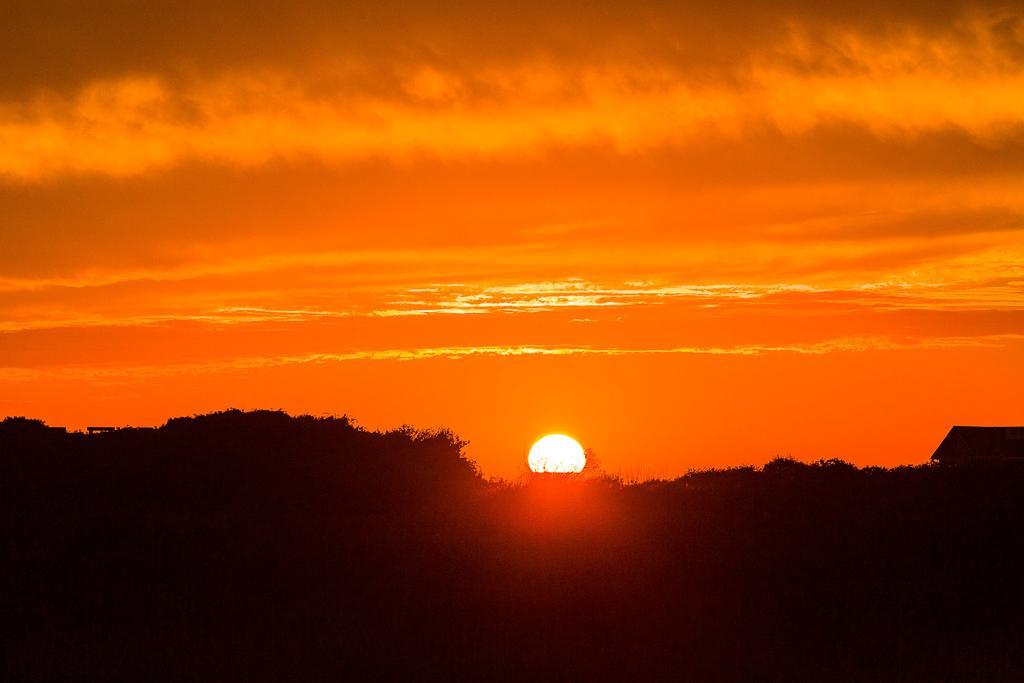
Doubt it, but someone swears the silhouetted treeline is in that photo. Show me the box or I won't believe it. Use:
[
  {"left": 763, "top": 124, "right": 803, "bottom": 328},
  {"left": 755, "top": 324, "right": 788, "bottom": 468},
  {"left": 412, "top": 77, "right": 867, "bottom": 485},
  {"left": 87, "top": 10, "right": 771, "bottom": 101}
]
[{"left": 4, "top": 411, "right": 1024, "bottom": 681}]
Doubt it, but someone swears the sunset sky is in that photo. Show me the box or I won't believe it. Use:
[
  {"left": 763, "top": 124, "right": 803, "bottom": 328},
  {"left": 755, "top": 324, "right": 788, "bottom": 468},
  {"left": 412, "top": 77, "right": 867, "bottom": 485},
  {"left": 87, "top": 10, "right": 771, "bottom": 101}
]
[{"left": 2, "top": 0, "right": 1023, "bottom": 478}]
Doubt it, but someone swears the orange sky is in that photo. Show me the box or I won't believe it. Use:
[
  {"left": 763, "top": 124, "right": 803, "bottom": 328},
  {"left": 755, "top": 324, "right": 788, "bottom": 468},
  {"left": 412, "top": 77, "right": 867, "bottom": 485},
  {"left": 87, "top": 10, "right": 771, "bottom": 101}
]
[{"left": 2, "top": 1, "right": 1023, "bottom": 478}]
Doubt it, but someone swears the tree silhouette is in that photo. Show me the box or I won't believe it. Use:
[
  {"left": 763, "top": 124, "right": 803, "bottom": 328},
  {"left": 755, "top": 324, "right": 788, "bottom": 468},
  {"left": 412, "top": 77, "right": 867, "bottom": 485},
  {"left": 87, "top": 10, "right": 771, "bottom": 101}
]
[{"left": 5, "top": 410, "right": 1024, "bottom": 680}]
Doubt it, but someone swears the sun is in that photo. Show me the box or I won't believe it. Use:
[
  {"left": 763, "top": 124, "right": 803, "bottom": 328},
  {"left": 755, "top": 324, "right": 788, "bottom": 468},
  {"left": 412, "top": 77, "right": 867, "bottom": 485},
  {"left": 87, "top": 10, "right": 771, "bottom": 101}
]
[{"left": 528, "top": 434, "right": 586, "bottom": 473}]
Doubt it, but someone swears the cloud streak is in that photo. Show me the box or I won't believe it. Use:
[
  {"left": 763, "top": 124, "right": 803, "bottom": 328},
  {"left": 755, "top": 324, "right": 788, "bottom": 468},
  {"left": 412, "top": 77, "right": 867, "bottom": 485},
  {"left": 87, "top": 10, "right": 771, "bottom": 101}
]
[
  {"left": 3, "top": 335, "right": 1016, "bottom": 384},
  {"left": 2, "top": 273, "right": 1021, "bottom": 334}
]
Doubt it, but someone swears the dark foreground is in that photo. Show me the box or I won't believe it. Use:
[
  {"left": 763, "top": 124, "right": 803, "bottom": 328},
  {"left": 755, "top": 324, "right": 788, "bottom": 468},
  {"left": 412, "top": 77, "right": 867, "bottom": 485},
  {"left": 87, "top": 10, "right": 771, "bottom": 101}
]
[{"left": 4, "top": 411, "right": 1024, "bottom": 681}]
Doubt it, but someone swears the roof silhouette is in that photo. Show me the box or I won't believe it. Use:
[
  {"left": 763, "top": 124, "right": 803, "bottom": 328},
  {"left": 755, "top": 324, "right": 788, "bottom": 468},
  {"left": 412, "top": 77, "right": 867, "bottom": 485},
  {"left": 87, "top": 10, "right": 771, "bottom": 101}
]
[{"left": 931, "top": 426, "right": 1024, "bottom": 464}]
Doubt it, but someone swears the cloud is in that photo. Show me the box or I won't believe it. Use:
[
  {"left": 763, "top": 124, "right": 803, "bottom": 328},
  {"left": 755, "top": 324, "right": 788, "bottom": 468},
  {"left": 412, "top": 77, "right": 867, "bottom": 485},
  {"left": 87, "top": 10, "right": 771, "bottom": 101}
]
[
  {"left": 0, "top": 1, "right": 1021, "bottom": 396},
  {"left": 2, "top": 12, "right": 1024, "bottom": 182},
  {"left": 3, "top": 335, "right": 1017, "bottom": 385},
  {"left": 2, "top": 268, "right": 1021, "bottom": 334},
  {"left": 3, "top": 2, "right": 1019, "bottom": 94}
]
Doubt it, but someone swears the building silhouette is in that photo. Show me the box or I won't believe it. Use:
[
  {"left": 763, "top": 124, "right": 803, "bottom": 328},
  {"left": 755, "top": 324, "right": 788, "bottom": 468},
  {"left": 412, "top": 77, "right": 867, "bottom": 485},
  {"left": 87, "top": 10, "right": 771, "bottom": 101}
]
[{"left": 932, "top": 426, "right": 1024, "bottom": 464}]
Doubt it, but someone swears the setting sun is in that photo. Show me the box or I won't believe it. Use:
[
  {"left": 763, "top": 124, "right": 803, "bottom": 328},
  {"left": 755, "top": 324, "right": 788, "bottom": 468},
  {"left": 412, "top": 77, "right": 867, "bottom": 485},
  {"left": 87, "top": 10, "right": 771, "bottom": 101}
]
[{"left": 528, "top": 434, "right": 586, "bottom": 473}]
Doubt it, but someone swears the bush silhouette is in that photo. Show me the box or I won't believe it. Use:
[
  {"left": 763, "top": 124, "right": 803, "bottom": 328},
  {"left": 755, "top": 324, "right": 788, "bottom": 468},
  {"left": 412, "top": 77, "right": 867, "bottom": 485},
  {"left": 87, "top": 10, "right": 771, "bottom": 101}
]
[{"left": 5, "top": 410, "right": 1024, "bottom": 681}]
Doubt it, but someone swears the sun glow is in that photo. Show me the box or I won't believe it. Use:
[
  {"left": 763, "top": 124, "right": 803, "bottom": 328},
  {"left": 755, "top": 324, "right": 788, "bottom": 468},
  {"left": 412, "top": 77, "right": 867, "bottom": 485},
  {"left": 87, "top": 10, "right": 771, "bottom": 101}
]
[{"left": 528, "top": 434, "right": 586, "bottom": 473}]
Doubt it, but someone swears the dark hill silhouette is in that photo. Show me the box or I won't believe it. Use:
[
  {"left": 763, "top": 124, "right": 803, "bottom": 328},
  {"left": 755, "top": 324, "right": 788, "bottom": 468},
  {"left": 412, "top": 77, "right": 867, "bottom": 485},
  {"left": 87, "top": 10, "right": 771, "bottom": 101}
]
[{"left": 4, "top": 411, "right": 1024, "bottom": 681}]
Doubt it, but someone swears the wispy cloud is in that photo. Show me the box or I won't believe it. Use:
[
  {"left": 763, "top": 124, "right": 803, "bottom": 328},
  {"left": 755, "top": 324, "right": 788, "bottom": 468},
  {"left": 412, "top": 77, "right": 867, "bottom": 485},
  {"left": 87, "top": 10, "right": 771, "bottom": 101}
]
[
  {"left": 2, "top": 335, "right": 1017, "bottom": 384},
  {"left": 2, "top": 273, "right": 1021, "bottom": 334}
]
